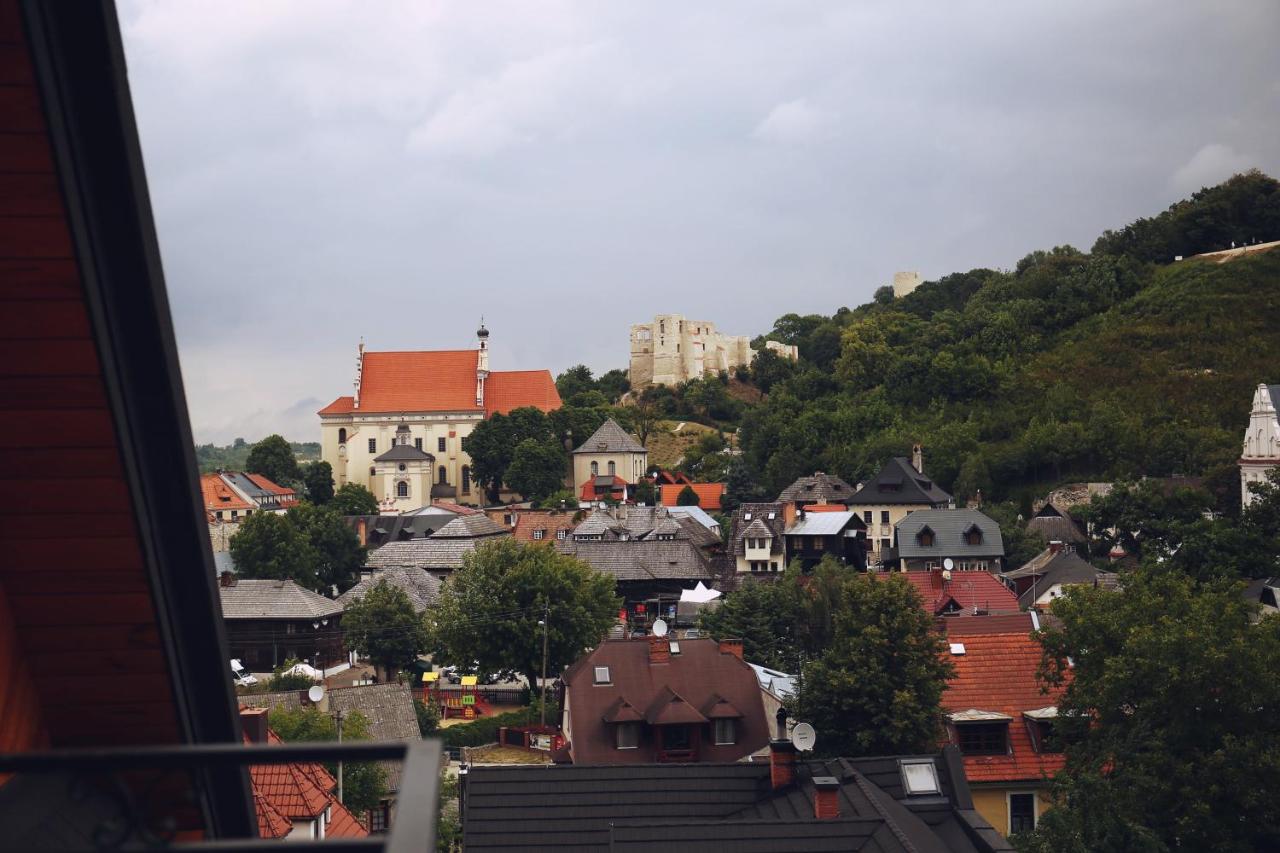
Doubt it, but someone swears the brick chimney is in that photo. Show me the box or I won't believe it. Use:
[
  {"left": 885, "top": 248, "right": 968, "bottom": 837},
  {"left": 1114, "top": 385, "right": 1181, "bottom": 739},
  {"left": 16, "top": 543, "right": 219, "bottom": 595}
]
[
  {"left": 770, "top": 707, "right": 795, "bottom": 789},
  {"left": 718, "top": 638, "right": 744, "bottom": 660},
  {"left": 1048, "top": 540, "right": 1064, "bottom": 554},
  {"left": 356, "top": 517, "right": 368, "bottom": 547},
  {"left": 813, "top": 776, "right": 840, "bottom": 819},
  {"left": 240, "top": 707, "right": 269, "bottom": 743},
  {"left": 648, "top": 635, "right": 670, "bottom": 665},
  {"left": 219, "top": 571, "right": 237, "bottom": 588}
]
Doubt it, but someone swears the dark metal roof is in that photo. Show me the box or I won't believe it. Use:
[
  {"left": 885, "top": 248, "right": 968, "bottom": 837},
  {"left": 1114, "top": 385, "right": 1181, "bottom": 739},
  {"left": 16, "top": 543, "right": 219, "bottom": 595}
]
[
  {"left": 462, "top": 749, "right": 1012, "bottom": 852},
  {"left": 847, "top": 458, "right": 953, "bottom": 507},
  {"left": 373, "top": 443, "right": 435, "bottom": 462}
]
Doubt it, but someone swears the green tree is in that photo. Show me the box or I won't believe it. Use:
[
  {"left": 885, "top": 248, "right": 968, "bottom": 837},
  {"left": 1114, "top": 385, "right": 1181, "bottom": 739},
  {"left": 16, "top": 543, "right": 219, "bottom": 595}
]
[
  {"left": 676, "top": 485, "right": 701, "bottom": 506},
  {"left": 983, "top": 501, "right": 1046, "bottom": 571},
  {"left": 229, "top": 511, "right": 318, "bottom": 588},
  {"left": 430, "top": 539, "right": 618, "bottom": 690},
  {"left": 504, "top": 438, "right": 567, "bottom": 503},
  {"left": 633, "top": 479, "right": 657, "bottom": 505},
  {"left": 331, "top": 482, "right": 378, "bottom": 516},
  {"left": 463, "top": 407, "right": 557, "bottom": 502},
  {"left": 287, "top": 502, "right": 365, "bottom": 593},
  {"left": 801, "top": 573, "right": 953, "bottom": 757},
  {"left": 699, "top": 574, "right": 804, "bottom": 671},
  {"left": 245, "top": 434, "right": 301, "bottom": 486},
  {"left": 266, "top": 705, "right": 388, "bottom": 816},
  {"left": 533, "top": 488, "right": 578, "bottom": 511},
  {"left": 414, "top": 698, "right": 440, "bottom": 737},
  {"left": 555, "top": 364, "right": 595, "bottom": 400},
  {"left": 303, "top": 460, "right": 335, "bottom": 505},
  {"left": 595, "top": 369, "right": 631, "bottom": 403},
  {"left": 342, "top": 580, "right": 429, "bottom": 681},
  {"left": 1022, "top": 568, "right": 1280, "bottom": 853}
]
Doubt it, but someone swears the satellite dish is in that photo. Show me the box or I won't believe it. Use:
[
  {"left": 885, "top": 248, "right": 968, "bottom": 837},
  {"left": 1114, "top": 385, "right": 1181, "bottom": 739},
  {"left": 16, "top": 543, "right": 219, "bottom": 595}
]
[
  {"left": 307, "top": 685, "right": 325, "bottom": 703},
  {"left": 792, "top": 722, "right": 817, "bottom": 752},
  {"left": 943, "top": 558, "right": 954, "bottom": 571},
  {"left": 652, "top": 619, "right": 669, "bottom": 637}
]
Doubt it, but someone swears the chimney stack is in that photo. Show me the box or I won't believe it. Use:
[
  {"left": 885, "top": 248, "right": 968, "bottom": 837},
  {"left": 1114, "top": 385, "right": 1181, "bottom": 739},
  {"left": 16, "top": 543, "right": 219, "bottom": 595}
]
[
  {"left": 770, "top": 707, "right": 796, "bottom": 789},
  {"left": 718, "top": 638, "right": 744, "bottom": 660},
  {"left": 240, "top": 707, "right": 269, "bottom": 744},
  {"left": 356, "top": 517, "right": 368, "bottom": 547},
  {"left": 1048, "top": 540, "right": 1064, "bottom": 554},
  {"left": 813, "top": 777, "right": 840, "bottom": 819},
  {"left": 648, "top": 635, "right": 670, "bottom": 665},
  {"left": 912, "top": 444, "right": 924, "bottom": 474},
  {"left": 219, "top": 571, "right": 237, "bottom": 588}
]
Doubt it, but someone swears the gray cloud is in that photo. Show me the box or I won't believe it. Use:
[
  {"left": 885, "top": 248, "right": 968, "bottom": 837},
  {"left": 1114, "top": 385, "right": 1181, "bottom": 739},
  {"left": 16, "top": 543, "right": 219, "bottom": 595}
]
[{"left": 117, "top": 0, "right": 1280, "bottom": 443}]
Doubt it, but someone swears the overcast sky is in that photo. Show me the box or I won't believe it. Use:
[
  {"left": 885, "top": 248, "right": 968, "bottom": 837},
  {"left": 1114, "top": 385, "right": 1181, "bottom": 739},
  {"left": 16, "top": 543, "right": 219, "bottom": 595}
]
[{"left": 117, "top": 0, "right": 1280, "bottom": 444}]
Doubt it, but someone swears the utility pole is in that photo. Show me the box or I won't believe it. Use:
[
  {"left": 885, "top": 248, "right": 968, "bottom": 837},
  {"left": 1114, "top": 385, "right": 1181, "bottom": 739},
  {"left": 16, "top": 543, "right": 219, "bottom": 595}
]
[
  {"left": 539, "top": 602, "right": 550, "bottom": 726},
  {"left": 333, "top": 708, "right": 344, "bottom": 804}
]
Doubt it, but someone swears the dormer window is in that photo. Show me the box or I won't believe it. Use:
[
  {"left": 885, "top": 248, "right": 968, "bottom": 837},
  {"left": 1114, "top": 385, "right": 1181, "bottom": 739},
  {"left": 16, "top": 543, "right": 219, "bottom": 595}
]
[
  {"left": 557, "top": 529, "right": 568, "bottom": 540},
  {"left": 954, "top": 721, "right": 1009, "bottom": 755},
  {"left": 964, "top": 524, "right": 983, "bottom": 546},
  {"left": 533, "top": 529, "right": 545, "bottom": 540},
  {"left": 917, "top": 526, "right": 935, "bottom": 547},
  {"left": 1024, "top": 707, "right": 1061, "bottom": 753}
]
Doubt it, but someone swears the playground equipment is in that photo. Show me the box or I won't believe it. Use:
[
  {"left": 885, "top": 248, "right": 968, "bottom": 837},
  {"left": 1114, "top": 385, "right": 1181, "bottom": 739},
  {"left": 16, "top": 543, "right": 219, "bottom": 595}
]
[{"left": 422, "top": 671, "right": 494, "bottom": 719}]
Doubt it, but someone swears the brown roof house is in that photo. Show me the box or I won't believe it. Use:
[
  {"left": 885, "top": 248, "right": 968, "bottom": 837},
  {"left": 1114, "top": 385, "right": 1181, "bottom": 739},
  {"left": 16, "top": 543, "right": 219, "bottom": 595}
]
[
  {"left": 727, "top": 502, "right": 788, "bottom": 575},
  {"left": 559, "top": 637, "right": 769, "bottom": 765},
  {"left": 1024, "top": 502, "right": 1087, "bottom": 546}
]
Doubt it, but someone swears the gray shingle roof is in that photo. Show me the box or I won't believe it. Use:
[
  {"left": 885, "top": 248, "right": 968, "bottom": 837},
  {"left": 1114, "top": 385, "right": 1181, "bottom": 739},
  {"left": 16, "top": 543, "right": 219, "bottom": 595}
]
[
  {"left": 1025, "top": 503, "right": 1086, "bottom": 544},
  {"left": 373, "top": 444, "right": 435, "bottom": 462},
  {"left": 894, "top": 509, "right": 1004, "bottom": 559},
  {"left": 561, "top": 539, "right": 713, "bottom": 581},
  {"left": 1002, "top": 547, "right": 1115, "bottom": 609},
  {"left": 219, "top": 579, "right": 343, "bottom": 619},
  {"left": 572, "top": 418, "right": 645, "bottom": 454},
  {"left": 728, "top": 503, "right": 786, "bottom": 557},
  {"left": 366, "top": 529, "right": 510, "bottom": 572},
  {"left": 335, "top": 567, "right": 442, "bottom": 612},
  {"left": 846, "top": 458, "right": 953, "bottom": 507},
  {"left": 776, "top": 472, "right": 856, "bottom": 504},
  {"left": 432, "top": 514, "right": 510, "bottom": 538},
  {"left": 243, "top": 682, "right": 420, "bottom": 793}
]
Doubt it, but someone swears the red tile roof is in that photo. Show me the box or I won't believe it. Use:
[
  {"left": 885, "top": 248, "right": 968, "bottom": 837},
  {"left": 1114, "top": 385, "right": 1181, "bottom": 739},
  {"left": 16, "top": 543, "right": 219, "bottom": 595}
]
[
  {"left": 245, "top": 473, "right": 297, "bottom": 502},
  {"left": 429, "top": 501, "right": 480, "bottom": 516},
  {"left": 244, "top": 724, "right": 368, "bottom": 838},
  {"left": 658, "top": 483, "right": 725, "bottom": 511},
  {"left": 510, "top": 511, "right": 580, "bottom": 543},
  {"left": 875, "top": 570, "right": 1020, "bottom": 616},
  {"left": 201, "top": 473, "right": 253, "bottom": 513},
  {"left": 581, "top": 475, "right": 628, "bottom": 500},
  {"left": 800, "top": 503, "right": 845, "bottom": 512},
  {"left": 317, "top": 350, "right": 560, "bottom": 417},
  {"left": 941, "top": 625, "right": 1067, "bottom": 784}
]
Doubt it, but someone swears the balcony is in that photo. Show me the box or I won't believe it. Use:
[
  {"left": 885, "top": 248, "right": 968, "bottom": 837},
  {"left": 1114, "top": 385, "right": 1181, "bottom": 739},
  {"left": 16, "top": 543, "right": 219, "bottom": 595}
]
[{"left": 0, "top": 740, "right": 441, "bottom": 851}]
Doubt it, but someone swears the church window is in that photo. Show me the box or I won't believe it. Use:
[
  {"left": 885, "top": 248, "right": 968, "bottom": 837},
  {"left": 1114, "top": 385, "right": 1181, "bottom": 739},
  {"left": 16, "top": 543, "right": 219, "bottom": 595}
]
[
  {"left": 368, "top": 438, "right": 376, "bottom": 453},
  {"left": 659, "top": 321, "right": 665, "bottom": 334},
  {"left": 415, "top": 437, "right": 422, "bottom": 451},
  {"left": 591, "top": 461, "right": 599, "bottom": 476},
  {"left": 398, "top": 463, "right": 406, "bottom": 472},
  {"left": 396, "top": 481, "right": 409, "bottom": 498},
  {"left": 608, "top": 461, "right": 616, "bottom": 476},
  {"left": 369, "top": 467, "right": 375, "bottom": 477},
  {"left": 438, "top": 437, "right": 447, "bottom": 453},
  {"left": 462, "top": 466, "right": 471, "bottom": 493},
  {"left": 438, "top": 466, "right": 448, "bottom": 484},
  {"left": 338, "top": 428, "right": 347, "bottom": 444}
]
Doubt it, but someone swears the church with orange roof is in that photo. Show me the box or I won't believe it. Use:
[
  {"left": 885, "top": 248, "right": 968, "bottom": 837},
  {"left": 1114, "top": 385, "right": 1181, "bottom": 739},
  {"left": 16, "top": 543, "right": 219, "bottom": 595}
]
[{"left": 318, "top": 325, "right": 560, "bottom": 510}]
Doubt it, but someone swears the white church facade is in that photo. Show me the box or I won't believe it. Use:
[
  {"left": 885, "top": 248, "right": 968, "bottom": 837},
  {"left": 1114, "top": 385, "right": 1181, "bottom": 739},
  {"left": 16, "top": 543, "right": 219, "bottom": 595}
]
[
  {"left": 1240, "top": 383, "right": 1280, "bottom": 508},
  {"left": 317, "top": 325, "right": 560, "bottom": 511}
]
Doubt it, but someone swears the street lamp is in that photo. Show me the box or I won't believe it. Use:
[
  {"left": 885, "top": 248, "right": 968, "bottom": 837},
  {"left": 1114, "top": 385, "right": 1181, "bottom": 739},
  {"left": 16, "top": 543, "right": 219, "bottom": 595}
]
[{"left": 537, "top": 603, "right": 550, "bottom": 726}]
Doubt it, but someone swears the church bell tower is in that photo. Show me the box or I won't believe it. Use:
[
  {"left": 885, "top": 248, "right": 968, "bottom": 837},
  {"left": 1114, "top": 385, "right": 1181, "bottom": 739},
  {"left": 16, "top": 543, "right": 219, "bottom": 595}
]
[{"left": 475, "top": 320, "right": 490, "bottom": 408}]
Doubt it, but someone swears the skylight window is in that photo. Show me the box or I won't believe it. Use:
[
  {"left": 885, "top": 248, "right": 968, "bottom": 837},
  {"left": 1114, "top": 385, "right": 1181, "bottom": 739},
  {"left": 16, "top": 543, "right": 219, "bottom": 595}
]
[
  {"left": 669, "top": 641, "right": 681, "bottom": 655},
  {"left": 899, "top": 759, "right": 941, "bottom": 795},
  {"left": 949, "top": 643, "right": 966, "bottom": 655},
  {"left": 744, "top": 512, "right": 752, "bottom": 520},
  {"left": 593, "top": 666, "right": 611, "bottom": 685}
]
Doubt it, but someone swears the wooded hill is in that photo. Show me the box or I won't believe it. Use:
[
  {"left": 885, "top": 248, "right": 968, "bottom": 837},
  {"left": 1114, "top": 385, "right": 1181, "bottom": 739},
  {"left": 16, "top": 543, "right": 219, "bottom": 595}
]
[{"left": 702, "top": 170, "right": 1280, "bottom": 512}]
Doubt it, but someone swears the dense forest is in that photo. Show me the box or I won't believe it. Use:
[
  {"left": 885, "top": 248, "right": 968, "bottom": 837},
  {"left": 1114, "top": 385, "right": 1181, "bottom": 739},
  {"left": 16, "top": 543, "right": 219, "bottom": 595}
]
[{"left": 623, "top": 170, "right": 1280, "bottom": 514}]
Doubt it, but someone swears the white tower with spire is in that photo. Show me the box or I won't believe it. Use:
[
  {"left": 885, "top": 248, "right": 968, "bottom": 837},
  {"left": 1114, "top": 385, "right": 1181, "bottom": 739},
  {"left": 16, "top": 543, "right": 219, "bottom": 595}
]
[
  {"left": 475, "top": 320, "right": 490, "bottom": 408},
  {"left": 1241, "top": 383, "right": 1280, "bottom": 507}
]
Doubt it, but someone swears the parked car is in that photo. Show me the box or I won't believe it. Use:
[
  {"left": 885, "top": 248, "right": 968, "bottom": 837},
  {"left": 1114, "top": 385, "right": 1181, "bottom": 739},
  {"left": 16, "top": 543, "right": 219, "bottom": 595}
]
[{"left": 230, "top": 659, "right": 258, "bottom": 687}]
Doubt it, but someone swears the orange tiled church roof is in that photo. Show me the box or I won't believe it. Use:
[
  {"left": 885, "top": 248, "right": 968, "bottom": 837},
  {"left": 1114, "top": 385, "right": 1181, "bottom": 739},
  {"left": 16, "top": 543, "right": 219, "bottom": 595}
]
[{"left": 318, "top": 350, "right": 560, "bottom": 417}]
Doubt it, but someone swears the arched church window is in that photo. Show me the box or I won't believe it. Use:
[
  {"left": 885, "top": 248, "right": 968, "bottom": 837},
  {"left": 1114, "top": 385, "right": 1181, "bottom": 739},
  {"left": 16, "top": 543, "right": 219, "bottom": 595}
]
[
  {"left": 462, "top": 466, "right": 471, "bottom": 493},
  {"left": 338, "top": 428, "right": 347, "bottom": 444},
  {"left": 397, "top": 481, "right": 409, "bottom": 498},
  {"left": 591, "top": 461, "right": 599, "bottom": 476},
  {"left": 438, "top": 466, "right": 448, "bottom": 484},
  {"left": 608, "top": 461, "right": 616, "bottom": 476}
]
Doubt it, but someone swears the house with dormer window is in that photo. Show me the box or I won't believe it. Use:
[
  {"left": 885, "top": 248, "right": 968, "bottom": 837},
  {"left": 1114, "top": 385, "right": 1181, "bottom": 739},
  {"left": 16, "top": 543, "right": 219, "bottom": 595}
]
[
  {"left": 888, "top": 508, "right": 1004, "bottom": 573},
  {"left": 558, "top": 637, "right": 768, "bottom": 765},
  {"left": 847, "top": 447, "right": 954, "bottom": 567},
  {"left": 727, "top": 503, "right": 788, "bottom": 574}
]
